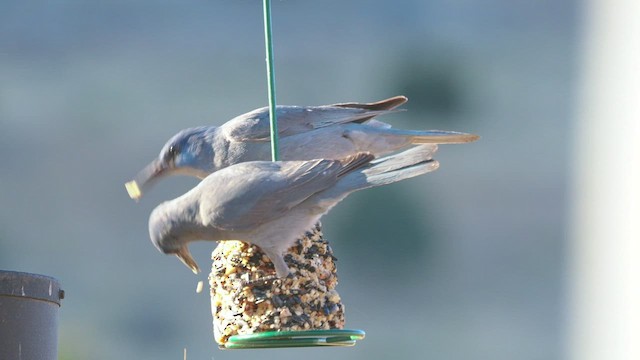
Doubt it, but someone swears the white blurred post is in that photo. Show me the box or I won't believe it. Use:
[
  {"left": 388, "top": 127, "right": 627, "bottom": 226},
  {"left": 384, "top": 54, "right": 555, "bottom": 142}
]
[{"left": 568, "top": 0, "right": 640, "bottom": 359}]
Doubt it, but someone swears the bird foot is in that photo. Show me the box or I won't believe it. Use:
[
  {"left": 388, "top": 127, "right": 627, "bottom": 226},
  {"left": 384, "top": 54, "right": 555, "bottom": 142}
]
[{"left": 242, "top": 274, "right": 279, "bottom": 288}]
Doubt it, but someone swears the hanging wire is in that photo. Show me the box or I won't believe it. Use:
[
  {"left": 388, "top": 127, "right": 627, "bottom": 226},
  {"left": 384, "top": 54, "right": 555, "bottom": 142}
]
[{"left": 263, "top": 0, "right": 279, "bottom": 161}]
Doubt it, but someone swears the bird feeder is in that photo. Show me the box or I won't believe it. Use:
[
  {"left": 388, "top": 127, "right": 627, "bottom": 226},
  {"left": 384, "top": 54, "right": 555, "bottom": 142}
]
[
  {"left": 209, "top": 224, "right": 364, "bottom": 349},
  {"left": 204, "top": 1, "right": 365, "bottom": 348},
  {"left": 205, "top": 1, "right": 365, "bottom": 348}
]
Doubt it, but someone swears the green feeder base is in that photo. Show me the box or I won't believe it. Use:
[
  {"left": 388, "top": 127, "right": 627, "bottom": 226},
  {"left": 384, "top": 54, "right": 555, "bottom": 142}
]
[{"left": 221, "top": 329, "right": 365, "bottom": 349}]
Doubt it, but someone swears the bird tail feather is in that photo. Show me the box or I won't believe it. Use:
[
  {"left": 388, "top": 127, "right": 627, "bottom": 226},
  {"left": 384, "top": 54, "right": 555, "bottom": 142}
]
[
  {"left": 333, "top": 95, "right": 408, "bottom": 111},
  {"left": 327, "top": 145, "right": 439, "bottom": 197},
  {"left": 361, "top": 145, "right": 439, "bottom": 188},
  {"left": 337, "top": 153, "right": 376, "bottom": 177},
  {"left": 366, "top": 144, "right": 438, "bottom": 175},
  {"left": 309, "top": 145, "right": 439, "bottom": 211},
  {"left": 327, "top": 96, "right": 408, "bottom": 124},
  {"left": 379, "top": 128, "right": 480, "bottom": 144}
]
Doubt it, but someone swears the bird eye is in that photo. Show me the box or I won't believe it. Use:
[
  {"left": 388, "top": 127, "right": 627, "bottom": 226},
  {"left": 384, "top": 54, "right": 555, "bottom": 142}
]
[{"left": 163, "top": 144, "right": 180, "bottom": 162}]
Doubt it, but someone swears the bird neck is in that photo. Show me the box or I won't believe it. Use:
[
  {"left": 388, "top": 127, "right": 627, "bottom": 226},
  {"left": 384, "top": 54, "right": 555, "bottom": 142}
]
[{"left": 187, "top": 130, "right": 217, "bottom": 176}]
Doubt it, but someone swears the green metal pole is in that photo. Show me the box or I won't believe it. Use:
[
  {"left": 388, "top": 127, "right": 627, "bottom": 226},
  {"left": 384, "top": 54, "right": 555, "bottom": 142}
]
[{"left": 263, "top": 0, "right": 279, "bottom": 161}]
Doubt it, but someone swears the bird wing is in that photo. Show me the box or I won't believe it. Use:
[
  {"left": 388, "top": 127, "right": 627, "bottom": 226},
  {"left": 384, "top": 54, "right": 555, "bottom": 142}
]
[
  {"left": 220, "top": 96, "right": 406, "bottom": 142},
  {"left": 200, "top": 160, "right": 340, "bottom": 231},
  {"left": 199, "top": 154, "right": 373, "bottom": 231}
]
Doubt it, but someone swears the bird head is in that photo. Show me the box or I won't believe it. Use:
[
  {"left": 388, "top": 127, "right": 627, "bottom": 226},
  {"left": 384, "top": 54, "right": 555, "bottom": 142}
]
[
  {"left": 128, "top": 127, "right": 213, "bottom": 199},
  {"left": 149, "top": 204, "right": 201, "bottom": 274}
]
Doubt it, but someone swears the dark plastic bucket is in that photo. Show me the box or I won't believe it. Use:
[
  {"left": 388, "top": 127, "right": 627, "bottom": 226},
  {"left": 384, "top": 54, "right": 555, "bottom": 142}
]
[{"left": 0, "top": 271, "right": 64, "bottom": 360}]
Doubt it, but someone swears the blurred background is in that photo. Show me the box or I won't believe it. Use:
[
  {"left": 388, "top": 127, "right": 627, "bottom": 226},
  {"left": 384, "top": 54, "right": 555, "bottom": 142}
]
[{"left": 2, "top": 1, "right": 637, "bottom": 359}]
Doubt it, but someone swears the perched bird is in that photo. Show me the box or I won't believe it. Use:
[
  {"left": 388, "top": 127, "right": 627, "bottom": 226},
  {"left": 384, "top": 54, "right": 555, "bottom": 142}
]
[
  {"left": 127, "top": 96, "right": 478, "bottom": 199},
  {"left": 148, "top": 145, "right": 440, "bottom": 277}
]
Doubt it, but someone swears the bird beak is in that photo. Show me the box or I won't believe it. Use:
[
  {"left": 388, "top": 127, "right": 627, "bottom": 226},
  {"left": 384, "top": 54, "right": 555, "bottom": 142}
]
[
  {"left": 175, "top": 246, "right": 200, "bottom": 274},
  {"left": 125, "top": 159, "right": 168, "bottom": 200}
]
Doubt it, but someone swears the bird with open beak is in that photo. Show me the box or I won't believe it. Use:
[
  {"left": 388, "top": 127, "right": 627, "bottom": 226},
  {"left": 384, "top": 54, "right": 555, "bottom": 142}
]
[
  {"left": 148, "top": 145, "right": 441, "bottom": 277},
  {"left": 126, "top": 96, "right": 478, "bottom": 200}
]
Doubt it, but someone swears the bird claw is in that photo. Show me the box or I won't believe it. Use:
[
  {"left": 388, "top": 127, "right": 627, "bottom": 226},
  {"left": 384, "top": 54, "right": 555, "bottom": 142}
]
[{"left": 240, "top": 274, "right": 279, "bottom": 289}]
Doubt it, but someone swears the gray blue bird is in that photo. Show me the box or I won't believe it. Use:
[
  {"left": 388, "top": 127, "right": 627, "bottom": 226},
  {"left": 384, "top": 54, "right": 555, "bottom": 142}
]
[
  {"left": 148, "top": 145, "right": 440, "bottom": 277},
  {"left": 127, "top": 96, "right": 478, "bottom": 199}
]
